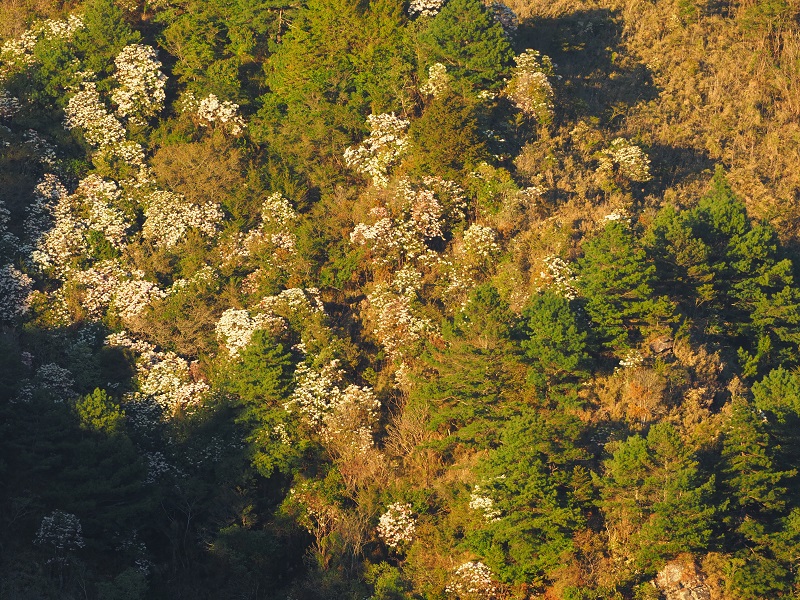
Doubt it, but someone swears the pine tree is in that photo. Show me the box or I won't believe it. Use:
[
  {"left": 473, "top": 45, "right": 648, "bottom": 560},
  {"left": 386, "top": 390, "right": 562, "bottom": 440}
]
[
  {"left": 598, "top": 423, "right": 715, "bottom": 577},
  {"left": 577, "top": 221, "right": 672, "bottom": 351}
]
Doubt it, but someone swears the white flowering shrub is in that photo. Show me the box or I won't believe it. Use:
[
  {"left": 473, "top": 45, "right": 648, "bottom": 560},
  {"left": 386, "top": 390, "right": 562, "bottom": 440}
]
[
  {"left": 420, "top": 63, "right": 450, "bottom": 98},
  {"left": 285, "top": 360, "right": 345, "bottom": 429},
  {"left": 344, "top": 113, "right": 409, "bottom": 187},
  {"left": 23, "top": 129, "right": 58, "bottom": 167},
  {"left": 0, "top": 264, "right": 33, "bottom": 321},
  {"left": 215, "top": 308, "right": 285, "bottom": 356},
  {"left": 0, "top": 15, "right": 84, "bottom": 80},
  {"left": 469, "top": 486, "right": 501, "bottom": 522},
  {"left": 142, "top": 190, "right": 224, "bottom": 248},
  {"left": 408, "top": 0, "right": 446, "bottom": 17},
  {"left": 321, "top": 384, "right": 381, "bottom": 455},
  {"left": 112, "top": 44, "right": 167, "bottom": 123},
  {"left": 366, "top": 284, "right": 434, "bottom": 360},
  {"left": 490, "top": 2, "right": 519, "bottom": 36},
  {"left": 505, "top": 50, "right": 556, "bottom": 125},
  {"left": 65, "top": 78, "right": 127, "bottom": 148},
  {"left": 284, "top": 359, "right": 380, "bottom": 455},
  {"left": 31, "top": 174, "right": 133, "bottom": 277},
  {"left": 462, "top": 224, "right": 500, "bottom": 263},
  {"left": 616, "top": 349, "right": 645, "bottom": 373},
  {"left": 70, "top": 260, "right": 166, "bottom": 322},
  {"left": 0, "top": 90, "right": 21, "bottom": 118},
  {"left": 596, "top": 138, "right": 652, "bottom": 184},
  {"left": 35, "top": 510, "right": 84, "bottom": 563},
  {"left": 259, "top": 287, "right": 326, "bottom": 324},
  {"left": 106, "top": 333, "right": 208, "bottom": 416},
  {"left": 234, "top": 192, "right": 299, "bottom": 260},
  {"left": 445, "top": 561, "right": 498, "bottom": 599},
  {"left": 377, "top": 503, "right": 416, "bottom": 548},
  {"left": 539, "top": 255, "right": 578, "bottom": 300},
  {"left": 182, "top": 92, "right": 246, "bottom": 136}
]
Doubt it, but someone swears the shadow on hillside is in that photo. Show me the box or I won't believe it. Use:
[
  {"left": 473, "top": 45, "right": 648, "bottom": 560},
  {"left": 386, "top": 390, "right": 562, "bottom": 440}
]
[
  {"left": 516, "top": 9, "right": 659, "bottom": 125},
  {"left": 648, "top": 143, "right": 715, "bottom": 191}
]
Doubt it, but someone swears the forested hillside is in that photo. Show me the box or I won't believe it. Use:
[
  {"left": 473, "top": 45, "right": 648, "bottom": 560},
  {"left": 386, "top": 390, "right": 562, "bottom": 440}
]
[{"left": 1, "top": 0, "right": 800, "bottom": 598}]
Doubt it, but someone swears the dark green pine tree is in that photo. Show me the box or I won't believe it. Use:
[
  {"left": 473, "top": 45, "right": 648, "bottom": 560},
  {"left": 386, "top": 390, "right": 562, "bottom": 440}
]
[
  {"left": 576, "top": 220, "right": 673, "bottom": 352},
  {"left": 646, "top": 167, "right": 800, "bottom": 378},
  {"left": 718, "top": 396, "right": 798, "bottom": 599},
  {"left": 468, "top": 408, "right": 589, "bottom": 588},
  {"left": 409, "top": 284, "right": 525, "bottom": 453},
  {"left": 598, "top": 423, "right": 715, "bottom": 578},
  {"left": 519, "top": 289, "right": 590, "bottom": 393},
  {"left": 417, "top": 0, "right": 514, "bottom": 88}
]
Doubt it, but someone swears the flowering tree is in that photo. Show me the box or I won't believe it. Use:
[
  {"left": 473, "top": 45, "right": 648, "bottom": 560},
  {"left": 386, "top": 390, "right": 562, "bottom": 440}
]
[
  {"left": 377, "top": 503, "right": 416, "bottom": 548},
  {"left": 35, "top": 510, "right": 85, "bottom": 565},
  {"left": 505, "top": 49, "right": 556, "bottom": 125},
  {"left": 445, "top": 561, "right": 498, "bottom": 599},
  {"left": 181, "top": 92, "right": 246, "bottom": 136},
  {"left": 596, "top": 137, "right": 652, "bottom": 189},
  {"left": 112, "top": 44, "right": 167, "bottom": 124},
  {"left": 344, "top": 113, "right": 409, "bottom": 187}
]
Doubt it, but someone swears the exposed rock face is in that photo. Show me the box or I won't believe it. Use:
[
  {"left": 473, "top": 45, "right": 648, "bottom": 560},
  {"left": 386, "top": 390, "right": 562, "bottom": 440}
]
[
  {"left": 655, "top": 560, "right": 711, "bottom": 600},
  {"left": 649, "top": 335, "right": 674, "bottom": 354}
]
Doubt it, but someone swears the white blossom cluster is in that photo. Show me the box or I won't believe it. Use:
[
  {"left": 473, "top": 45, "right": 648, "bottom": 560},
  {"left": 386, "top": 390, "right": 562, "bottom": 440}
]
[
  {"left": 182, "top": 92, "right": 246, "bottom": 136},
  {"left": 351, "top": 178, "right": 466, "bottom": 267},
  {"left": 0, "top": 90, "right": 21, "bottom": 118},
  {"left": 445, "top": 561, "right": 498, "bottom": 599},
  {"left": 469, "top": 486, "right": 501, "bottom": 522},
  {"left": 285, "top": 360, "right": 380, "bottom": 452},
  {"left": 420, "top": 63, "right": 450, "bottom": 98},
  {"left": 596, "top": 138, "right": 652, "bottom": 183},
  {"left": 35, "top": 510, "right": 85, "bottom": 558},
  {"left": 344, "top": 113, "right": 409, "bottom": 187},
  {"left": 71, "top": 261, "right": 167, "bottom": 322},
  {"left": 366, "top": 284, "right": 434, "bottom": 360},
  {"left": 144, "top": 450, "right": 185, "bottom": 483},
  {"left": 142, "top": 190, "right": 224, "bottom": 248},
  {"left": 284, "top": 360, "right": 344, "bottom": 429},
  {"left": 111, "top": 44, "right": 167, "bottom": 123},
  {"left": 505, "top": 50, "right": 556, "bottom": 125},
  {"left": 0, "top": 264, "right": 33, "bottom": 321},
  {"left": 604, "top": 209, "right": 631, "bottom": 222},
  {"left": 443, "top": 224, "right": 500, "bottom": 299},
  {"left": 408, "top": 0, "right": 446, "bottom": 17},
  {"left": 106, "top": 332, "right": 208, "bottom": 415},
  {"left": 0, "top": 15, "right": 84, "bottom": 79},
  {"left": 0, "top": 198, "right": 16, "bottom": 250},
  {"left": 65, "top": 78, "right": 127, "bottom": 148},
  {"left": 234, "top": 192, "right": 298, "bottom": 259},
  {"left": 616, "top": 349, "right": 645, "bottom": 373},
  {"left": 215, "top": 307, "right": 285, "bottom": 356},
  {"left": 259, "top": 287, "right": 325, "bottom": 321},
  {"left": 24, "top": 174, "right": 68, "bottom": 255},
  {"left": 377, "top": 503, "right": 416, "bottom": 548},
  {"left": 539, "top": 255, "right": 578, "bottom": 300},
  {"left": 31, "top": 174, "right": 132, "bottom": 276},
  {"left": 23, "top": 129, "right": 58, "bottom": 167},
  {"left": 31, "top": 363, "right": 76, "bottom": 403},
  {"left": 490, "top": 2, "right": 519, "bottom": 36},
  {"left": 462, "top": 224, "right": 500, "bottom": 262},
  {"left": 320, "top": 384, "right": 381, "bottom": 454}
]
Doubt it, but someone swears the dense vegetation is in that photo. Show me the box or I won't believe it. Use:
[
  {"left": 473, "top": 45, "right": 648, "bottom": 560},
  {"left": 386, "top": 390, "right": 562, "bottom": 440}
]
[{"left": 1, "top": 0, "right": 800, "bottom": 598}]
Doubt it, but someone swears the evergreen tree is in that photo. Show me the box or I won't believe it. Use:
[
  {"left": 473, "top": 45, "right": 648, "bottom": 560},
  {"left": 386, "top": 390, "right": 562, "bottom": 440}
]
[
  {"left": 520, "top": 289, "right": 590, "bottom": 391},
  {"left": 576, "top": 221, "right": 672, "bottom": 351},
  {"left": 468, "top": 408, "right": 589, "bottom": 587},
  {"left": 417, "top": 0, "right": 513, "bottom": 88},
  {"left": 646, "top": 167, "right": 800, "bottom": 377},
  {"left": 598, "top": 423, "right": 715, "bottom": 577}
]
